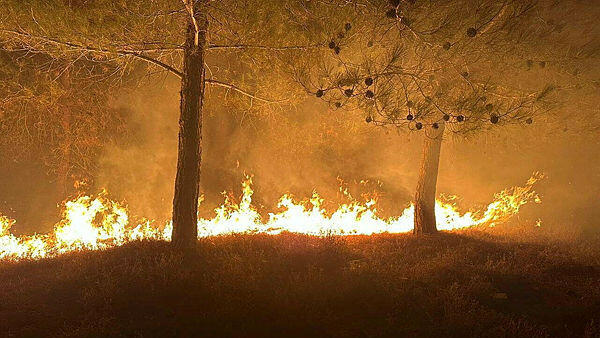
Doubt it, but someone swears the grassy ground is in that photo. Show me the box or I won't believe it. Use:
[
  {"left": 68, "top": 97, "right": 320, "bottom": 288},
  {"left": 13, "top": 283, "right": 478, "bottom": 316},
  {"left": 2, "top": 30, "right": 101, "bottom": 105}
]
[{"left": 2, "top": 227, "right": 600, "bottom": 337}]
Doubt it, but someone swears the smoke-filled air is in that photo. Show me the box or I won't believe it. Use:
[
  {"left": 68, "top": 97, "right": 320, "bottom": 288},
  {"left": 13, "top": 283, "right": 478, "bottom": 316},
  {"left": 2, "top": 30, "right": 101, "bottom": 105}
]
[{"left": 1, "top": 0, "right": 599, "bottom": 337}]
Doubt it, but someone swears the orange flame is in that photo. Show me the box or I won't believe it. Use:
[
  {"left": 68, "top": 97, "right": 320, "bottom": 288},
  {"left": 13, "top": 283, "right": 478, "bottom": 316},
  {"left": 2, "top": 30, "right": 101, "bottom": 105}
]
[{"left": 0, "top": 173, "right": 543, "bottom": 261}]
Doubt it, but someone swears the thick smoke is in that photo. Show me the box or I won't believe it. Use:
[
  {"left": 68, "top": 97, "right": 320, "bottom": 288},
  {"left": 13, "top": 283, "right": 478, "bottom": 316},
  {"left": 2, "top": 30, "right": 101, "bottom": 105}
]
[
  {"left": 2, "top": 0, "right": 599, "bottom": 235},
  {"left": 89, "top": 72, "right": 599, "bottom": 235}
]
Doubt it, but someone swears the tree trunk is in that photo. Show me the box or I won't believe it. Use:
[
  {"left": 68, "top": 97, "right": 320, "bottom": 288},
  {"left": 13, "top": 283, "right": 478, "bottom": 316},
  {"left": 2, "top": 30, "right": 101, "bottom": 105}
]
[
  {"left": 414, "top": 123, "right": 445, "bottom": 235},
  {"left": 172, "top": 3, "right": 208, "bottom": 247}
]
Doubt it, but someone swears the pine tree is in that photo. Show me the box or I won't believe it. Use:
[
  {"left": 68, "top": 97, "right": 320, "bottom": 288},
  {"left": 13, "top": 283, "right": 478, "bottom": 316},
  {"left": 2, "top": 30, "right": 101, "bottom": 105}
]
[
  {"left": 0, "top": 0, "right": 324, "bottom": 246},
  {"left": 297, "top": 0, "right": 592, "bottom": 234}
]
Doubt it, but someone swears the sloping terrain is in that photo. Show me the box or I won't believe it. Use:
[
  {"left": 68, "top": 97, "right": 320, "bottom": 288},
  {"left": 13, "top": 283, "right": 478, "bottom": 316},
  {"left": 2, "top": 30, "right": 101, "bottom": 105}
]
[{"left": 2, "top": 229, "right": 600, "bottom": 337}]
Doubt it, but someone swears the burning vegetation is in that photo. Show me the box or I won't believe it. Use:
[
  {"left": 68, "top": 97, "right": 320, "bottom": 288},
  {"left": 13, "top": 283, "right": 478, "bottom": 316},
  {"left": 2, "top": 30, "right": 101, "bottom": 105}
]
[
  {"left": 2, "top": 0, "right": 595, "bottom": 246},
  {"left": 1, "top": 173, "right": 542, "bottom": 261},
  {"left": 0, "top": 0, "right": 599, "bottom": 336}
]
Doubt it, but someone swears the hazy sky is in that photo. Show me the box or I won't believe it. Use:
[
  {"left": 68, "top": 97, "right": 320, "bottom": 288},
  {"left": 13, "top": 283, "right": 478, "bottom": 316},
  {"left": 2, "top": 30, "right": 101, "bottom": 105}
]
[{"left": 1, "top": 0, "right": 599, "bottom": 235}]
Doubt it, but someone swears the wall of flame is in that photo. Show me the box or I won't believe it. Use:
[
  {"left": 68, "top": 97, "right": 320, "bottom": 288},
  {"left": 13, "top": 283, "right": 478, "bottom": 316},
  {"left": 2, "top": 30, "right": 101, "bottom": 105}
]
[{"left": 0, "top": 173, "right": 543, "bottom": 261}]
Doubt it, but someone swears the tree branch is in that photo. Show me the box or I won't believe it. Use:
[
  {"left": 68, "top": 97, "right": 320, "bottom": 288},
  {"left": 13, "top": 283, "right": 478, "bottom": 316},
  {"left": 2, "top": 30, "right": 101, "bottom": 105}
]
[
  {"left": 181, "top": 0, "right": 200, "bottom": 46},
  {"left": 204, "top": 79, "right": 287, "bottom": 103},
  {"left": 0, "top": 29, "right": 183, "bottom": 78},
  {"left": 207, "top": 43, "right": 322, "bottom": 51}
]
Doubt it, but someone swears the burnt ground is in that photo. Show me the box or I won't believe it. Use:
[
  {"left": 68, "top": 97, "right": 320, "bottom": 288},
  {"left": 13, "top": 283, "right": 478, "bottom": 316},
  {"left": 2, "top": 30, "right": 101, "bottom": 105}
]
[{"left": 2, "top": 228, "right": 600, "bottom": 337}]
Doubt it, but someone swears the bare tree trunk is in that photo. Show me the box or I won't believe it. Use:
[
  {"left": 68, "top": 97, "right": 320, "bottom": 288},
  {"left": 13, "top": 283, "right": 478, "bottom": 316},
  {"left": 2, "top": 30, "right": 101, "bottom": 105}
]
[
  {"left": 414, "top": 123, "right": 445, "bottom": 235},
  {"left": 172, "top": 2, "right": 208, "bottom": 247}
]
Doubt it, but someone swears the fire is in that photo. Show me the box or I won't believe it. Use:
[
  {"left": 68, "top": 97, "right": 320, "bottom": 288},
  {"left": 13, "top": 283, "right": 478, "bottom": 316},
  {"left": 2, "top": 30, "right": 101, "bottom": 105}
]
[{"left": 0, "top": 173, "right": 543, "bottom": 261}]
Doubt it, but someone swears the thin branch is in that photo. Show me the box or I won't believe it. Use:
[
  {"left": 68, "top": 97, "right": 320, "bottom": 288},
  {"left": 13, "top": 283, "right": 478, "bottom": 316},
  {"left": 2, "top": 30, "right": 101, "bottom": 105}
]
[
  {"left": 207, "top": 43, "right": 322, "bottom": 51},
  {"left": 0, "top": 29, "right": 183, "bottom": 78},
  {"left": 204, "top": 79, "right": 287, "bottom": 103},
  {"left": 181, "top": 0, "right": 200, "bottom": 46}
]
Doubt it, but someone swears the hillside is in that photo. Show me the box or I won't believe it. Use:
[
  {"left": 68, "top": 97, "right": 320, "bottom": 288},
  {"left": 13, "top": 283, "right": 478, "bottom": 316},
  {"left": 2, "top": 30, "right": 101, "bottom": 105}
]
[{"left": 2, "top": 229, "right": 600, "bottom": 337}]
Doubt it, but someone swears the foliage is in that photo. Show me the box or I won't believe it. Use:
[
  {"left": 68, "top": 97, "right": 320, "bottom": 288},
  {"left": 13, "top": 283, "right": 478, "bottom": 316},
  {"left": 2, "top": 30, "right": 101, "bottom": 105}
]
[
  {"left": 0, "top": 47, "right": 129, "bottom": 179},
  {"left": 0, "top": 0, "right": 333, "bottom": 185},
  {"left": 294, "top": 0, "right": 579, "bottom": 136}
]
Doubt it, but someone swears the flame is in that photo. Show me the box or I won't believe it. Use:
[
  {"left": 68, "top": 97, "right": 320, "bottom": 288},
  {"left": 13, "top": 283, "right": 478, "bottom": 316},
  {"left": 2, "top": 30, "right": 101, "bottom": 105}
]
[{"left": 0, "top": 173, "right": 543, "bottom": 261}]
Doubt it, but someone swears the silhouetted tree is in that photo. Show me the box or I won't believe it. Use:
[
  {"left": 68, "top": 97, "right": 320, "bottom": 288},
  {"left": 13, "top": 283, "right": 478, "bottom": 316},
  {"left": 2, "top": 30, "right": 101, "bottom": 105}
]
[
  {"left": 296, "top": 0, "right": 590, "bottom": 234},
  {"left": 0, "top": 0, "right": 327, "bottom": 246}
]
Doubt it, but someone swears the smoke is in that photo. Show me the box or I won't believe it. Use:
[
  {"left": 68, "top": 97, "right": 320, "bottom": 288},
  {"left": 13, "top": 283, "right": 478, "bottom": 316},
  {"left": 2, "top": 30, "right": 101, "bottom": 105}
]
[
  {"left": 2, "top": 69, "right": 599, "bottom": 234},
  {"left": 88, "top": 71, "right": 599, "bottom": 235},
  {"left": 2, "top": 0, "right": 600, "bottom": 235},
  {"left": 94, "top": 77, "right": 179, "bottom": 222}
]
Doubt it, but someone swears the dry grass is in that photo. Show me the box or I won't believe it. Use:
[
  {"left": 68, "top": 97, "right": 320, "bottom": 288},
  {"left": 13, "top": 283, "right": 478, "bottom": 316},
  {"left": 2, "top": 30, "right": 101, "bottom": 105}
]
[{"left": 2, "top": 227, "right": 600, "bottom": 337}]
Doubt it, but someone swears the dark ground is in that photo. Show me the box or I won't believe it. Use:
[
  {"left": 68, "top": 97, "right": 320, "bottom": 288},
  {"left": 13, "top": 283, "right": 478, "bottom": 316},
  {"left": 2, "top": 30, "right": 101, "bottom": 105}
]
[{"left": 2, "top": 228, "right": 600, "bottom": 337}]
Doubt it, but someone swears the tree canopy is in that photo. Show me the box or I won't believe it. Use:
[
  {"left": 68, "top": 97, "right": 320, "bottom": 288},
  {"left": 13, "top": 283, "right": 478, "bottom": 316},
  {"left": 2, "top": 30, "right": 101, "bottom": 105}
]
[{"left": 295, "top": 0, "right": 593, "bottom": 137}]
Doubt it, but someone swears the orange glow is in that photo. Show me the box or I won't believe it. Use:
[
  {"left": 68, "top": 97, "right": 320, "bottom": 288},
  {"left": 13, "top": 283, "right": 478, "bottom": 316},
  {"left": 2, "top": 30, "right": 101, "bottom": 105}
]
[{"left": 0, "top": 173, "right": 543, "bottom": 261}]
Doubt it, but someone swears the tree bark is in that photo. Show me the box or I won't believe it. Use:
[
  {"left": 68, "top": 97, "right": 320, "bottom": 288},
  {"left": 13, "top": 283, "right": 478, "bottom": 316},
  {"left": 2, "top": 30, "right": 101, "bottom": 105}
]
[
  {"left": 414, "top": 123, "right": 445, "bottom": 235},
  {"left": 172, "top": 2, "right": 208, "bottom": 248}
]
